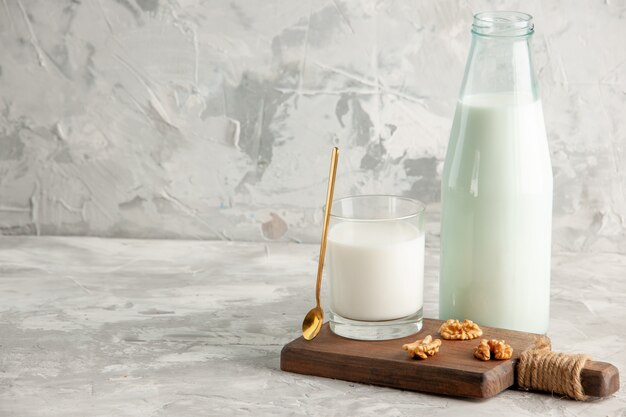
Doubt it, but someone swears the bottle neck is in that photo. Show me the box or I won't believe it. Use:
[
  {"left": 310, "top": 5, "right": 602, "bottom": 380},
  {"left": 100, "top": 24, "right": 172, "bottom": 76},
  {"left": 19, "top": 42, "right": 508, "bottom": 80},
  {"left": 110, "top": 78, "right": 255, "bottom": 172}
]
[
  {"left": 472, "top": 11, "right": 534, "bottom": 37},
  {"left": 459, "top": 12, "right": 539, "bottom": 102}
]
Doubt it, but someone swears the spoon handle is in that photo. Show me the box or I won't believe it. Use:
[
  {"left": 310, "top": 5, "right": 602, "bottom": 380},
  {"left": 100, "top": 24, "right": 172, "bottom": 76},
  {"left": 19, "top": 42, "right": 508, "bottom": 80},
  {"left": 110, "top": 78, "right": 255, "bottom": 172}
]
[{"left": 315, "top": 147, "right": 339, "bottom": 308}]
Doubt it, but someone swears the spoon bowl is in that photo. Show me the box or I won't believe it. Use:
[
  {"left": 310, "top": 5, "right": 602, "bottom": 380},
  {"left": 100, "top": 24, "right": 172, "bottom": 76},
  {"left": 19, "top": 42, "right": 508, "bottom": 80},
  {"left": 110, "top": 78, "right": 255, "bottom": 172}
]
[{"left": 302, "top": 306, "right": 323, "bottom": 340}]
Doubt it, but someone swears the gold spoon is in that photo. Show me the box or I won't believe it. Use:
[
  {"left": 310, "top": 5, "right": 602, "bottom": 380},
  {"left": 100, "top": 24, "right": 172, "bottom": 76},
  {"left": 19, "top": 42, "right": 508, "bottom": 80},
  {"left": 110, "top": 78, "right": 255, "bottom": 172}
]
[{"left": 302, "top": 147, "right": 339, "bottom": 341}]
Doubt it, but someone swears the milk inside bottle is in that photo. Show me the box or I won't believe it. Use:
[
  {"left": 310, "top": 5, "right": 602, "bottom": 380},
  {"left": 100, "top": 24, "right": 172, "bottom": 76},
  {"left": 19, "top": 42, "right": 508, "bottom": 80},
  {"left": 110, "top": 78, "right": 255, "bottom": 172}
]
[{"left": 439, "top": 12, "right": 553, "bottom": 334}]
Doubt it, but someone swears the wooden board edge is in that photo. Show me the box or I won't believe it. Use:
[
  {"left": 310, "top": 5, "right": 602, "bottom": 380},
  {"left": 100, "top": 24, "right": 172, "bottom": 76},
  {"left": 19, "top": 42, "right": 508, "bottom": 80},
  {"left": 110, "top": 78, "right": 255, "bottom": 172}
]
[
  {"left": 280, "top": 340, "right": 507, "bottom": 399},
  {"left": 480, "top": 360, "right": 516, "bottom": 398}
]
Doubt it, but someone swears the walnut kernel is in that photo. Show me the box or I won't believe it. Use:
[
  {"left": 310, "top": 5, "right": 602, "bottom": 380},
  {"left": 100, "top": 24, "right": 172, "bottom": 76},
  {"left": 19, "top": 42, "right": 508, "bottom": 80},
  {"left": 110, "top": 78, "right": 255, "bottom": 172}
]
[
  {"left": 473, "top": 339, "right": 514, "bottom": 361},
  {"left": 402, "top": 335, "right": 442, "bottom": 359},
  {"left": 473, "top": 339, "right": 491, "bottom": 361},
  {"left": 487, "top": 339, "right": 513, "bottom": 360},
  {"left": 439, "top": 319, "right": 483, "bottom": 340}
]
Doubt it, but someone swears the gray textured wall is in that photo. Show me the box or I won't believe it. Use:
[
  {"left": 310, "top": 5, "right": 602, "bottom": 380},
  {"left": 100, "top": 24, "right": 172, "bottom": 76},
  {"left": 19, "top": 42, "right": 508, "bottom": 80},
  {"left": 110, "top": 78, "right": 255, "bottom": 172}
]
[{"left": 0, "top": 0, "right": 624, "bottom": 252}]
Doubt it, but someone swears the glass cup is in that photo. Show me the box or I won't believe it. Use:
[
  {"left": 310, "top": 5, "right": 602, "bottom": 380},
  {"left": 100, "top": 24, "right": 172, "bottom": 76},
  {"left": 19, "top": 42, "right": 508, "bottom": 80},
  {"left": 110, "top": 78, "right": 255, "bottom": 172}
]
[{"left": 327, "top": 195, "right": 425, "bottom": 340}]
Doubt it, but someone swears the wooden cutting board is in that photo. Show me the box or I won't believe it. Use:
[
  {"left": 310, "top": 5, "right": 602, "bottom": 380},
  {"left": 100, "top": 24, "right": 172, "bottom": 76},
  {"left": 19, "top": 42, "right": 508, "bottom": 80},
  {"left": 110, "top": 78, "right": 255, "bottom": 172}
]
[{"left": 281, "top": 319, "right": 619, "bottom": 399}]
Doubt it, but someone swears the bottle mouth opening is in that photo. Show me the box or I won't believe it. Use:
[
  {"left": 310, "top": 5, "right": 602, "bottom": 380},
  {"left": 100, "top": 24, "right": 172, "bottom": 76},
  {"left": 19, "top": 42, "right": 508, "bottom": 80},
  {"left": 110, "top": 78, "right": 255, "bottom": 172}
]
[{"left": 472, "top": 11, "right": 534, "bottom": 37}]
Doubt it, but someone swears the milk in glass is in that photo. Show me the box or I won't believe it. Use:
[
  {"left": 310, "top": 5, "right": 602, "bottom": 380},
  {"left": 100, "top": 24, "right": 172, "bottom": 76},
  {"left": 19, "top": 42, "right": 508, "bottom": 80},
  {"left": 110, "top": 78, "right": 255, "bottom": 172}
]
[
  {"left": 327, "top": 195, "right": 425, "bottom": 340},
  {"left": 328, "top": 221, "right": 424, "bottom": 321}
]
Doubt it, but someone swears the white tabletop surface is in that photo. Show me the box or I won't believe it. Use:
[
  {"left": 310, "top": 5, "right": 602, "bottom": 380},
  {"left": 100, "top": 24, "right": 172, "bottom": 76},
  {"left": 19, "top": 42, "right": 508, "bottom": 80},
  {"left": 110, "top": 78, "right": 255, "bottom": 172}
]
[{"left": 0, "top": 236, "right": 624, "bottom": 416}]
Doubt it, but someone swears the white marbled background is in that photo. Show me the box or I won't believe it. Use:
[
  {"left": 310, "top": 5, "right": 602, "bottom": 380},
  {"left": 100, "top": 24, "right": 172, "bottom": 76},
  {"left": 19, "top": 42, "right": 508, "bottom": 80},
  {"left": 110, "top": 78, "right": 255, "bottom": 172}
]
[{"left": 0, "top": 0, "right": 624, "bottom": 251}]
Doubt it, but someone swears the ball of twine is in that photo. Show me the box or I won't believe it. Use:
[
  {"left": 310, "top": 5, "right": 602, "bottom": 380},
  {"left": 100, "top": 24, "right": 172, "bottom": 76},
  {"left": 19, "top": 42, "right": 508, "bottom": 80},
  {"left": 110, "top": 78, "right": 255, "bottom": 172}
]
[{"left": 517, "top": 337, "right": 591, "bottom": 401}]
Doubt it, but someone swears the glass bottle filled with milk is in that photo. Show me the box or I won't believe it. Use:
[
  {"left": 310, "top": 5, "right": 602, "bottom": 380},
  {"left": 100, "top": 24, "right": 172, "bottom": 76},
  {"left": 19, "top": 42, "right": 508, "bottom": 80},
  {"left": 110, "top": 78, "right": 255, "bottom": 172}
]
[{"left": 439, "top": 12, "right": 553, "bottom": 334}]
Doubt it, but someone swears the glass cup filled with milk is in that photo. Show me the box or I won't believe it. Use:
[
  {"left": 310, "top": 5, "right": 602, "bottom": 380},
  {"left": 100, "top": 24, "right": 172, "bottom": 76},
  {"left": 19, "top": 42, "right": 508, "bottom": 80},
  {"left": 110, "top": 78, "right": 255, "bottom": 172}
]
[{"left": 327, "top": 195, "right": 425, "bottom": 340}]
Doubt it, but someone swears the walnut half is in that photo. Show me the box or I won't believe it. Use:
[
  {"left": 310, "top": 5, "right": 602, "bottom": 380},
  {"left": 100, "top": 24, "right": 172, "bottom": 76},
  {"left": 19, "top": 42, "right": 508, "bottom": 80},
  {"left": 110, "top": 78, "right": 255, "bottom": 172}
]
[
  {"left": 473, "top": 339, "right": 491, "bottom": 361},
  {"left": 488, "top": 339, "right": 513, "bottom": 360},
  {"left": 439, "top": 319, "right": 483, "bottom": 340},
  {"left": 402, "top": 335, "right": 442, "bottom": 359},
  {"left": 473, "top": 339, "right": 513, "bottom": 361}
]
